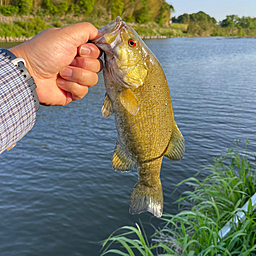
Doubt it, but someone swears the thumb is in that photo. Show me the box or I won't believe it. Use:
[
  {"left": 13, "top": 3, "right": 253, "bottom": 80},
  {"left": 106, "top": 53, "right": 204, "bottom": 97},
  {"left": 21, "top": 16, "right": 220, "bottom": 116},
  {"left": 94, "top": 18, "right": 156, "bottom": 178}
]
[{"left": 58, "top": 22, "right": 101, "bottom": 47}]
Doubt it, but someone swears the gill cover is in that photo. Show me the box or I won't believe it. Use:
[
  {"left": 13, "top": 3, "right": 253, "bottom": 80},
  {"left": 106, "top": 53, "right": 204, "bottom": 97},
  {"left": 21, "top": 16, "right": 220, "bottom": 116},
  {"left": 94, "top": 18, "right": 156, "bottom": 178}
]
[{"left": 93, "top": 16, "right": 150, "bottom": 115}]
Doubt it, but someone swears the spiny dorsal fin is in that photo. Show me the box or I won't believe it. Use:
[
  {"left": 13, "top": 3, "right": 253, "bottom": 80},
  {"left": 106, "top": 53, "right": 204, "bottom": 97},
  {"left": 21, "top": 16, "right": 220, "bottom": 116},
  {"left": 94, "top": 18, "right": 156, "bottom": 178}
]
[
  {"left": 102, "top": 94, "right": 113, "bottom": 118},
  {"left": 112, "top": 142, "right": 134, "bottom": 172},
  {"left": 164, "top": 122, "right": 185, "bottom": 161},
  {"left": 119, "top": 89, "right": 139, "bottom": 116}
]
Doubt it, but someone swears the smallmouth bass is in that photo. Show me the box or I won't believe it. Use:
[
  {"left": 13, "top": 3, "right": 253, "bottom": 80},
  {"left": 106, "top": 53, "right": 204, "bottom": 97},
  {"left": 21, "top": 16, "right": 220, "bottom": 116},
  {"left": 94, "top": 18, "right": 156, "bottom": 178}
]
[{"left": 93, "top": 17, "right": 185, "bottom": 218}]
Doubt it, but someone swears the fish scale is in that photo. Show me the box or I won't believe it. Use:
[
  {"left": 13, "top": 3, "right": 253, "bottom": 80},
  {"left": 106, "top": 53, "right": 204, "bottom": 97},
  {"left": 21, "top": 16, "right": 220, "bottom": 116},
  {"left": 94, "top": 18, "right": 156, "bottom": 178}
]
[{"left": 93, "top": 16, "right": 185, "bottom": 217}]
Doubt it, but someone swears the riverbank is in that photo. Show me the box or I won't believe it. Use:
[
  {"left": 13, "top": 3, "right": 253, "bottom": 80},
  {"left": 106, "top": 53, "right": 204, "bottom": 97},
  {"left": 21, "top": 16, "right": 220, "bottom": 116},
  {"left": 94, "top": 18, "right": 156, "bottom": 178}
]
[
  {"left": 0, "top": 36, "right": 32, "bottom": 42},
  {"left": 1, "top": 14, "right": 256, "bottom": 41},
  {"left": 0, "top": 35, "right": 172, "bottom": 42},
  {"left": 0, "top": 14, "right": 188, "bottom": 40}
]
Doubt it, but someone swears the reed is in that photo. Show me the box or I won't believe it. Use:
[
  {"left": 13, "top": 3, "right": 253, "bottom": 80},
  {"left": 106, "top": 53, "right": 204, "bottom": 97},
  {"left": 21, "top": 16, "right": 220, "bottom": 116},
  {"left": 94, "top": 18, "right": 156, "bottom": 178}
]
[{"left": 100, "top": 140, "right": 256, "bottom": 255}]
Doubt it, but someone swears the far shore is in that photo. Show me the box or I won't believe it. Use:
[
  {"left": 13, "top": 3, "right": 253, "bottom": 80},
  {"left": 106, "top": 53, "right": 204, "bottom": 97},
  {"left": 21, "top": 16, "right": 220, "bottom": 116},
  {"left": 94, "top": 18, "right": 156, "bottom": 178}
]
[
  {"left": 1, "top": 34, "right": 255, "bottom": 43},
  {"left": 0, "top": 36, "right": 32, "bottom": 42},
  {"left": 0, "top": 35, "right": 172, "bottom": 43}
]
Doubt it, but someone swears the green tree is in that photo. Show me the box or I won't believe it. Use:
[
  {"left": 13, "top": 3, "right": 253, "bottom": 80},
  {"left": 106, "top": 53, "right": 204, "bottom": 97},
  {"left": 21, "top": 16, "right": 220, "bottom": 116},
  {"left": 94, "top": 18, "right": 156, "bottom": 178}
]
[
  {"left": 0, "top": 5, "right": 19, "bottom": 16},
  {"left": 78, "top": 0, "right": 94, "bottom": 14},
  {"left": 156, "top": 1, "right": 174, "bottom": 26},
  {"left": 239, "top": 16, "right": 256, "bottom": 29},
  {"left": 177, "top": 13, "right": 190, "bottom": 23},
  {"left": 108, "top": 0, "right": 124, "bottom": 20},
  {"left": 17, "top": 0, "right": 33, "bottom": 14},
  {"left": 175, "top": 11, "right": 217, "bottom": 24},
  {"left": 134, "top": 0, "right": 151, "bottom": 24},
  {"left": 190, "top": 11, "right": 216, "bottom": 23},
  {"left": 220, "top": 15, "right": 240, "bottom": 27}
]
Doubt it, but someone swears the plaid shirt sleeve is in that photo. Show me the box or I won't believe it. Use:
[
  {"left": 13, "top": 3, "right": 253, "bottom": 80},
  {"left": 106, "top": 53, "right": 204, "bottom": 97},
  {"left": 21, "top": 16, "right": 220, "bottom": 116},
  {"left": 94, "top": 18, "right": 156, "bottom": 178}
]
[{"left": 0, "top": 54, "right": 36, "bottom": 154}]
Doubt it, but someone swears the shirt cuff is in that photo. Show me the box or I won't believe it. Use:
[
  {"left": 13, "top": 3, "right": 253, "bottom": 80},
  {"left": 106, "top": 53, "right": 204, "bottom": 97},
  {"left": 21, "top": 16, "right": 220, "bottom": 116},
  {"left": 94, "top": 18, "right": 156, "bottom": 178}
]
[{"left": 0, "top": 54, "right": 36, "bottom": 154}]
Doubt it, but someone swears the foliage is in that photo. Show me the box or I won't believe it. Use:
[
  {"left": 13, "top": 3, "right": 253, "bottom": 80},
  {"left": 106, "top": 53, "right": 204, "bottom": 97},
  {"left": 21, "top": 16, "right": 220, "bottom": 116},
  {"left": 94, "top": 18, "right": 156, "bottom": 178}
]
[
  {"left": 185, "top": 19, "right": 256, "bottom": 37},
  {"left": 133, "top": 0, "right": 151, "bottom": 24},
  {"left": 17, "top": 0, "right": 33, "bottom": 15},
  {"left": 221, "top": 15, "right": 256, "bottom": 29},
  {"left": 42, "top": 0, "right": 69, "bottom": 15},
  {"left": 0, "top": 22, "right": 25, "bottom": 37},
  {"left": 173, "top": 11, "right": 217, "bottom": 24},
  {"left": 0, "top": 5, "right": 19, "bottom": 16},
  {"left": 0, "top": 0, "right": 173, "bottom": 27},
  {"left": 1, "top": 2, "right": 256, "bottom": 38},
  {"left": 155, "top": 1, "right": 173, "bottom": 26},
  {"left": 11, "top": 16, "right": 52, "bottom": 37},
  {"left": 101, "top": 141, "right": 256, "bottom": 255},
  {"left": 77, "top": 0, "right": 94, "bottom": 14},
  {"left": 108, "top": 0, "right": 123, "bottom": 20}
]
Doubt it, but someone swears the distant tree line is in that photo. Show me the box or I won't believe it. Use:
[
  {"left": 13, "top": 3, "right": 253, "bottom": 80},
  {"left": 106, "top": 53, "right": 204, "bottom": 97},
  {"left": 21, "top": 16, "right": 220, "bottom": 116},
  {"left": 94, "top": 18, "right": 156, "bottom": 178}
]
[
  {"left": 0, "top": 0, "right": 174, "bottom": 26},
  {"left": 220, "top": 15, "right": 256, "bottom": 29},
  {"left": 171, "top": 11, "right": 256, "bottom": 37},
  {"left": 172, "top": 11, "right": 256, "bottom": 30},
  {"left": 172, "top": 11, "right": 217, "bottom": 24}
]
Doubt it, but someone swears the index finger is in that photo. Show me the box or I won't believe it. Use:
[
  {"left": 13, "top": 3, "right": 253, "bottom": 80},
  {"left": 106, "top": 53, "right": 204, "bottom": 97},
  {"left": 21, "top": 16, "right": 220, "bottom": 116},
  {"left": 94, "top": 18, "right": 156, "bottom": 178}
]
[{"left": 58, "top": 22, "right": 102, "bottom": 47}]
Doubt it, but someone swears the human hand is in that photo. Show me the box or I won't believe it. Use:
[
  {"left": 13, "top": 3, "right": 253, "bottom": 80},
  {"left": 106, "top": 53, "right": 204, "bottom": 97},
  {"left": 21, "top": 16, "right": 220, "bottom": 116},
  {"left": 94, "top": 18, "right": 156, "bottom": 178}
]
[{"left": 9, "top": 23, "right": 103, "bottom": 106}]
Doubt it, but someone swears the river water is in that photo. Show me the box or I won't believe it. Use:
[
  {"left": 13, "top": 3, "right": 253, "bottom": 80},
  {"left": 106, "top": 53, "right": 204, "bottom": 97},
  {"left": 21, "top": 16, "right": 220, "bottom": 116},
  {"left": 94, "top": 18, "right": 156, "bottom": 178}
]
[{"left": 0, "top": 37, "right": 255, "bottom": 255}]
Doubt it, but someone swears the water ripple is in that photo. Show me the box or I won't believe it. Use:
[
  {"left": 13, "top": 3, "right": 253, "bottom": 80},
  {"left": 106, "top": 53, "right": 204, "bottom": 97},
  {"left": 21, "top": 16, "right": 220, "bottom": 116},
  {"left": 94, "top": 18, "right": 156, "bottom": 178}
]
[{"left": 0, "top": 37, "right": 256, "bottom": 255}]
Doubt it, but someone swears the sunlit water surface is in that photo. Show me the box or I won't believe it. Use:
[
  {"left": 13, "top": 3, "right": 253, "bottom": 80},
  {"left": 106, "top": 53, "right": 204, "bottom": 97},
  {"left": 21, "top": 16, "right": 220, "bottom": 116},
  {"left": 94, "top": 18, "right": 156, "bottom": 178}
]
[{"left": 0, "top": 37, "right": 255, "bottom": 255}]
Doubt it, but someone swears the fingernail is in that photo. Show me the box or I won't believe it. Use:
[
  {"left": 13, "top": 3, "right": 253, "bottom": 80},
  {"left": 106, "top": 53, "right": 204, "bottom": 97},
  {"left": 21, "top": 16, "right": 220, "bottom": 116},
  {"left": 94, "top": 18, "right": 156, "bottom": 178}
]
[
  {"left": 61, "top": 67, "right": 72, "bottom": 77},
  {"left": 80, "top": 45, "right": 91, "bottom": 56}
]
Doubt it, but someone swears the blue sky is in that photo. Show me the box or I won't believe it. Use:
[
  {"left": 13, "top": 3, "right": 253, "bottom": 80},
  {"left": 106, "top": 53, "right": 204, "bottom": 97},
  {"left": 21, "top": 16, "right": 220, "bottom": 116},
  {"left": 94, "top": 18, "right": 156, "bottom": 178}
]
[{"left": 167, "top": 0, "right": 256, "bottom": 22}]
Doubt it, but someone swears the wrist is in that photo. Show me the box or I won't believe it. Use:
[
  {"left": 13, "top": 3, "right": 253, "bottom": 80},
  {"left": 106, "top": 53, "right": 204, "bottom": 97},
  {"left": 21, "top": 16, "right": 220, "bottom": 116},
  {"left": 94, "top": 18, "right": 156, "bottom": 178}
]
[{"left": 0, "top": 48, "right": 39, "bottom": 111}]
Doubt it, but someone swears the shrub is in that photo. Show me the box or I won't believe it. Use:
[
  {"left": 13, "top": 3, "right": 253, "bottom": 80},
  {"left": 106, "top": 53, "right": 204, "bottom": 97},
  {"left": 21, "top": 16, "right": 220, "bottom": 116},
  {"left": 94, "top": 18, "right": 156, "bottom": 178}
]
[
  {"left": 14, "top": 16, "right": 51, "bottom": 37},
  {"left": 0, "top": 5, "right": 19, "bottom": 16}
]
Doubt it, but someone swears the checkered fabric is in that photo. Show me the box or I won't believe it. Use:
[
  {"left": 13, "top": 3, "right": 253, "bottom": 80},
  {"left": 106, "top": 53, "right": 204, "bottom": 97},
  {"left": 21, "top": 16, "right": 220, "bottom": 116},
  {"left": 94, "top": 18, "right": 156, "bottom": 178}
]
[{"left": 0, "top": 54, "right": 36, "bottom": 154}]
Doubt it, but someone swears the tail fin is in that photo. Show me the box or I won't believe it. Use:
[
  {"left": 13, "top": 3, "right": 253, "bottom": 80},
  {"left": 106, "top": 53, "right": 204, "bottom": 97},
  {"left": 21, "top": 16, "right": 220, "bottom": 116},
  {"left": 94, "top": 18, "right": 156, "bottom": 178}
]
[{"left": 129, "top": 182, "right": 163, "bottom": 218}]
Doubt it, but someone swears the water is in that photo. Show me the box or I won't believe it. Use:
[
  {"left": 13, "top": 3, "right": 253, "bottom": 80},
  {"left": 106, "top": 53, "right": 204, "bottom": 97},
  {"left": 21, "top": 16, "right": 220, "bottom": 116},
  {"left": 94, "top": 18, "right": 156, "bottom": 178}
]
[{"left": 0, "top": 37, "right": 256, "bottom": 255}]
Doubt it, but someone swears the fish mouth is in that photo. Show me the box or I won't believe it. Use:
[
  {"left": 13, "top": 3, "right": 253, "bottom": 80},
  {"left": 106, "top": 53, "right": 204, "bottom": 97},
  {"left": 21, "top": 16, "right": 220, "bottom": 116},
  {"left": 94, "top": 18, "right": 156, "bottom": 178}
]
[{"left": 93, "top": 16, "right": 123, "bottom": 46}]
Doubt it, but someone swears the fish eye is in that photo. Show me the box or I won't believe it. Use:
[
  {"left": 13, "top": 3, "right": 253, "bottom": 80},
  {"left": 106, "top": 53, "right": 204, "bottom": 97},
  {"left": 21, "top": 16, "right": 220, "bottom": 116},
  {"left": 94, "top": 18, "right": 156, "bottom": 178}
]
[{"left": 128, "top": 39, "right": 137, "bottom": 47}]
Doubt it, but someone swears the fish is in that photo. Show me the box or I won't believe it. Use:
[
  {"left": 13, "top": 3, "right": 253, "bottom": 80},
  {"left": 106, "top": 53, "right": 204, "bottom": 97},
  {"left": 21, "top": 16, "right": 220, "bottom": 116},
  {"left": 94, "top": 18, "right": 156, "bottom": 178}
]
[{"left": 93, "top": 16, "right": 185, "bottom": 218}]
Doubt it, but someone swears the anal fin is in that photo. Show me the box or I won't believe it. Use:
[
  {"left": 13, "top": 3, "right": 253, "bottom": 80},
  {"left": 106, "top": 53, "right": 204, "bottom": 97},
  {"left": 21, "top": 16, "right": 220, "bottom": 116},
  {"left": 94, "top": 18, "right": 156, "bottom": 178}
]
[
  {"left": 164, "top": 122, "right": 185, "bottom": 161},
  {"left": 112, "top": 142, "right": 133, "bottom": 172}
]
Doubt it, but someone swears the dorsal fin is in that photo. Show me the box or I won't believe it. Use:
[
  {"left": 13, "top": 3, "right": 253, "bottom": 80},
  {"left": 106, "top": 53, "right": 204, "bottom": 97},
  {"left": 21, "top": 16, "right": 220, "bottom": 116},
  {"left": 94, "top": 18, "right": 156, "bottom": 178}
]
[
  {"left": 164, "top": 122, "right": 185, "bottom": 161},
  {"left": 119, "top": 89, "right": 139, "bottom": 116},
  {"left": 102, "top": 94, "right": 113, "bottom": 118},
  {"left": 112, "top": 142, "right": 134, "bottom": 172}
]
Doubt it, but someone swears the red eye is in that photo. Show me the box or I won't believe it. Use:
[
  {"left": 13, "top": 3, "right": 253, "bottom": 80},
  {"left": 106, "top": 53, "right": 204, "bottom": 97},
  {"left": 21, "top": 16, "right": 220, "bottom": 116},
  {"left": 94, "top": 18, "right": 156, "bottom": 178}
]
[{"left": 128, "top": 39, "right": 136, "bottom": 47}]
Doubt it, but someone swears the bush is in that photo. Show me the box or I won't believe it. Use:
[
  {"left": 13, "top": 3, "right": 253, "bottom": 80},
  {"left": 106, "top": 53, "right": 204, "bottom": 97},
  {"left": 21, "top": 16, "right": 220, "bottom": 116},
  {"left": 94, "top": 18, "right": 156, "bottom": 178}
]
[
  {"left": 18, "top": 0, "right": 33, "bottom": 15},
  {"left": 0, "top": 22, "right": 25, "bottom": 37},
  {"left": 0, "top": 5, "right": 19, "bottom": 16},
  {"left": 14, "top": 17, "right": 51, "bottom": 37}
]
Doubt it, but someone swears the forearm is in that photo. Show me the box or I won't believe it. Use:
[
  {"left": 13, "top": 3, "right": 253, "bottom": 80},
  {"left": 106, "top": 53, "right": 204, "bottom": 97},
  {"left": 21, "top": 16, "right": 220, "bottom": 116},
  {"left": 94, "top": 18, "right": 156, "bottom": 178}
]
[{"left": 0, "top": 53, "right": 36, "bottom": 154}]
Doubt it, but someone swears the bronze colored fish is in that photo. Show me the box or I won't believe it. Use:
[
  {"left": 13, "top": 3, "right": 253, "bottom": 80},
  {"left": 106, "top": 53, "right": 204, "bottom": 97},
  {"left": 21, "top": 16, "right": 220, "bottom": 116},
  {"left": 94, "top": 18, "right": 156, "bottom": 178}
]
[{"left": 93, "top": 17, "right": 185, "bottom": 218}]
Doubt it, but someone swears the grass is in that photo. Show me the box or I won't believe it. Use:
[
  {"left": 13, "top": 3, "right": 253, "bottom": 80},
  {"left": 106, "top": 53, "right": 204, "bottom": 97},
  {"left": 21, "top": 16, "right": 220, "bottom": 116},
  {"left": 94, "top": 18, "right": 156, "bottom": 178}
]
[
  {"left": 100, "top": 140, "right": 256, "bottom": 255},
  {"left": 0, "top": 16, "right": 52, "bottom": 38}
]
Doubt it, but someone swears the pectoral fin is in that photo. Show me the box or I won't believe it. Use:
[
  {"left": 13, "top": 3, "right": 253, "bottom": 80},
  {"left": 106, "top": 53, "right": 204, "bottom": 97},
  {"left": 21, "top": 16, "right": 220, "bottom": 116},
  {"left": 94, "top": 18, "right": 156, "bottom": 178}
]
[
  {"left": 164, "top": 123, "right": 185, "bottom": 161},
  {"left": 119, "top": 89, "right": 139, "bottom": 116},
  {"left": 112, "top": 142, "right": 134, "bottom": 172},
  {"left": 102, "top": 94, "right": 113, "bottom": 118}
]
